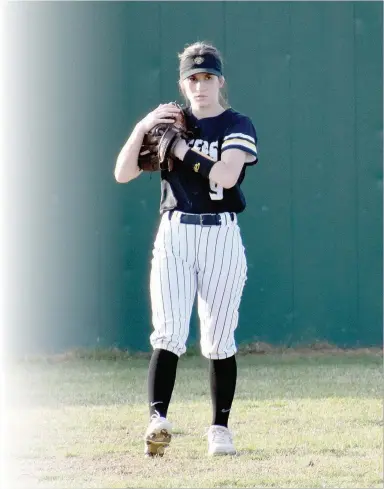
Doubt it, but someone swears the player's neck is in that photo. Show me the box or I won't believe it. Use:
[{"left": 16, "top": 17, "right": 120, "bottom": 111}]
[{"left": 191, "top": 103, "right": 226, "bottom": 120}]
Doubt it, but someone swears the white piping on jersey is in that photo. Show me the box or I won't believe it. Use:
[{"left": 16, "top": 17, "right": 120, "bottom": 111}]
[
  {"left": 221, "top": 138, "right": 257, "bottom": 153},
  {"left": 223, "top": 132, "right": 255, "bottom": 143}
]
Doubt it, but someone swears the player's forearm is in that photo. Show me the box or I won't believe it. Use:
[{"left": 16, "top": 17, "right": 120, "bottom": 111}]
[
  {"left": 207, "top": 161, "right": 239, "bottom": 189},
  {"left": 174, "top": 141, "right": 238, "bottom": 189},
  {"left": 114, "top": 123, "right": 145, "bottom": 183}
]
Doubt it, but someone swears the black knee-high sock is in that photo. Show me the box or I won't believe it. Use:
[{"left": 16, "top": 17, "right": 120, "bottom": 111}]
[
  {"left": 209, "top": 355, "right": 237, "bottom": 427},
  {"left": 147, "top": 348, "right": 179, "bottom": 419}
]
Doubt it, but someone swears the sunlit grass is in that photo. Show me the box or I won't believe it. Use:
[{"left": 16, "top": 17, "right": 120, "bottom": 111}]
[{"left": 5, "top": 351, "right": 383, "bottom": 488}]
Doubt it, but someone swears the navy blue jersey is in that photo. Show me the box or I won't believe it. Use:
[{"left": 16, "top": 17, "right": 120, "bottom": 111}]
[{"left": 159, "top": 107, "right": 258, "bottom": 214}]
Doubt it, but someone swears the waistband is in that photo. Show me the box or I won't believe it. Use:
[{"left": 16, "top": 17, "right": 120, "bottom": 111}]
[{"left": 166, "top": 210, "right": 237, "bottom": 226}]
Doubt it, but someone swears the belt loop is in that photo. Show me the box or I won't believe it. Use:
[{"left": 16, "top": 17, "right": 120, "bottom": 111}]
[{"left": 168, "top": 210, "right": 175, "bottom": 221}]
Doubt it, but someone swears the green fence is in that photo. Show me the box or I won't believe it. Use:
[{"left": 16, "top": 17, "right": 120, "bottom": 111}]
[{"left": 4, "top": 1, "right": 382, "bottom": 355}]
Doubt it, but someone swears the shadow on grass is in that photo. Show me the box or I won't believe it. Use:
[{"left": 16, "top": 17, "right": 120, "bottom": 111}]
[
  {"left": 11, "top": 340, "right": 383, "bottom": 364},
  {"left": 7, "top": 341, "right": 382, "bottom": 409}
]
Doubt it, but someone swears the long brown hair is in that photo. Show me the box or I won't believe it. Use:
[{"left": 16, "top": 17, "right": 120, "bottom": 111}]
[{"left": 178, "top": 41, "right": 229, "bottom": 108}]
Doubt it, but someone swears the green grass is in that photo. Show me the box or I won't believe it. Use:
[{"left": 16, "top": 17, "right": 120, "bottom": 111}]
[{"left": 4, "top": 351, "right": 383, "bottom": 488}]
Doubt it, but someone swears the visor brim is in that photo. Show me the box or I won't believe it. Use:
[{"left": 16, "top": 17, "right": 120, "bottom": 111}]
[{"left": 180, "top": 68, "right": 222, "bottom": 81}]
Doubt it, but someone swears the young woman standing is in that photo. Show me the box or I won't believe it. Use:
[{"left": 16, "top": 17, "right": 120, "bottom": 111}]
[{"left": 115, "top": 41, "right": 258, "bottom": 457}]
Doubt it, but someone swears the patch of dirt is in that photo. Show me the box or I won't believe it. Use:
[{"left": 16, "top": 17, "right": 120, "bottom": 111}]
[{"left": 237, "top": 341, "right": 383, "bottom": 356}]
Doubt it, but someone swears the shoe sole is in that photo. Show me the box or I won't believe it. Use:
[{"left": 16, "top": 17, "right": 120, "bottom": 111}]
[
  {"left": 208, "top": 448, "right": 236, "bottom": 456},
  {"left": 145, "top": 429, "right": 172, "bottom": 458}
]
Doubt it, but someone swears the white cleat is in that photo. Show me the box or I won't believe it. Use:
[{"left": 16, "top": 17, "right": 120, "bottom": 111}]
[
  {"left": 144, "top": 412, "right": 172, "bottom": 458},
  {"left": 207, "top": 425, "right": 236, "bottom": 456}
]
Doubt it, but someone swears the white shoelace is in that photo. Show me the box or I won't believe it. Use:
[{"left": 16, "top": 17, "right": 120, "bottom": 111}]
[{"left": 204, "top": 426, "right": 233, "bottom": 443}]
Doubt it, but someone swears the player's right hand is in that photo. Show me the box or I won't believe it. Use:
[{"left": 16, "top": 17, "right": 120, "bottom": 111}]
[{"left": 138, "top": 103, "right": 181, "bottom": 133}]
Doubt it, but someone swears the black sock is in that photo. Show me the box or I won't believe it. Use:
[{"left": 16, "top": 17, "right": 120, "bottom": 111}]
[
  {"left": 209, "top": 355, "right": 237, "bottom": 427},
  {"left": 147, "top": 348, "right": 179, "bottom": 419}
]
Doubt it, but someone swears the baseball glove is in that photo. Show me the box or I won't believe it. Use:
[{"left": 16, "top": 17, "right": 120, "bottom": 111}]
[{"left": 138, "top": 103, "right": 189, "bottom": 172}]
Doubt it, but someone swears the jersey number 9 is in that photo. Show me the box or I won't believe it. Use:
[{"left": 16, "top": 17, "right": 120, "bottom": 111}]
[{"left": 209, "top": 180, "right": 224, "bottom": 201}]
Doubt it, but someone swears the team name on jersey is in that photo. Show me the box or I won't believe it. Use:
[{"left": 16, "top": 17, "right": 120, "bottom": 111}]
[{"left": 189, "top": 139, "right": 218, "bottom": 161}]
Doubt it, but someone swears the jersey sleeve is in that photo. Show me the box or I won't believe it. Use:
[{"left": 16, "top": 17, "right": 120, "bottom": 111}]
[{"left": 221, "top": 115, "right": 258, "bottom": 165}]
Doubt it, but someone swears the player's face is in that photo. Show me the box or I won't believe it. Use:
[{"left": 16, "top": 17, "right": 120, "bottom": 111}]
[{"left": 181, "top": 73, "right": 223, "bottom": 108}]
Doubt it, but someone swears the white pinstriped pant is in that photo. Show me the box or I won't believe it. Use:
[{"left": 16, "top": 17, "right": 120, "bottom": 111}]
[{"left": 149, "top": 211, "right": 248, "bottom": 359}]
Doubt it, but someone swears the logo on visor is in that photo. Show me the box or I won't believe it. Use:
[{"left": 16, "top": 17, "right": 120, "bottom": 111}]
[{"left": 194, "top": 56, "right": 204, "bottom": 65}]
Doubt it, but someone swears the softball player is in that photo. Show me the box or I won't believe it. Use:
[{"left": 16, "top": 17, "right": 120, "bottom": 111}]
[{"left": 115, "top": 41, "right": 258, "bottom": 457}]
